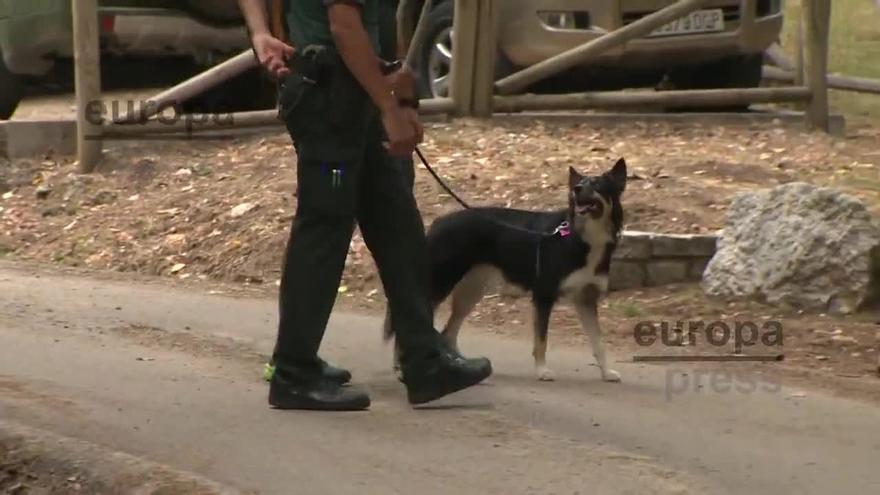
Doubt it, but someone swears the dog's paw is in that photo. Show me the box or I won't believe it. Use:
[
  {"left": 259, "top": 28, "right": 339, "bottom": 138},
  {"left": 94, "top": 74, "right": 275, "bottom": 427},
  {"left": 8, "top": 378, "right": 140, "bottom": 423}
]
[
  {"left": 601, "top": 369, "right": 622, "bottom": 383},
  {"left": 536, "top": 366, "right": 556, "bottom": 381}
]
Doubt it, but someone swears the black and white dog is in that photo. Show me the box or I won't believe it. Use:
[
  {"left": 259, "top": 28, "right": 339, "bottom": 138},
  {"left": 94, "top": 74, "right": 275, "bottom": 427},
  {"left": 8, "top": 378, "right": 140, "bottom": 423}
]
[{"left": 385, "top": 158, "right": 627, "bottom": 382}]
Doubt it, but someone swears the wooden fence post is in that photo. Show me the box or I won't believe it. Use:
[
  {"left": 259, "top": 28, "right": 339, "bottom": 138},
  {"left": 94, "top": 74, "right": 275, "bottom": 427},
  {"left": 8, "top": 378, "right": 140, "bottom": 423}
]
[
  {"left": 450, "top": 0, "right": 478, "bottom": 115},
  {"left": 471, "top": 0, "right": 497, "bottom": 117},
  {"left": 803, "top": 0, "right": 831, "bottom": 132},
  {"left": 72, "top": 0, "right": 102, "bottom": 172},
  {"left": 795, "top": 15, "right": 805, "bottom": 87}
]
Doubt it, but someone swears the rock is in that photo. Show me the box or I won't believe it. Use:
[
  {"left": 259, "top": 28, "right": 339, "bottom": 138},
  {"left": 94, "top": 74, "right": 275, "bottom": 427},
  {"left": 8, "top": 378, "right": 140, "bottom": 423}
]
[
  {"left": 35, "top": 184, "right": 52, "bottom": 199},
  {"left": 831, "top": 335, "right": 858, "bottom": 345},
  {"left": 90, "top": 190, "right": 117, "bottom": 206},
  {"left": 164, "top": 234, "right": 188, "bottom": 250},
  {"left": 230, "top": 202, "right": 257, "bottom": 218},
  {"left": 191, "top": 163, "right": 213, "bottom": 177},
  {"left": 41, "top": 206, "right": 66, "bottom": 217},
  {"left": 702, "top": 183, "right": 880, "bottom": 314}
]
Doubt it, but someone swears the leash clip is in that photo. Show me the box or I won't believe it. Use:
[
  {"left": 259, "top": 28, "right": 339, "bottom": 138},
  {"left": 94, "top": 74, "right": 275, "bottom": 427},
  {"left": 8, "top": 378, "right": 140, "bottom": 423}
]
[{"left": 553, "top": 221, "right": 571, "bottom": 238}]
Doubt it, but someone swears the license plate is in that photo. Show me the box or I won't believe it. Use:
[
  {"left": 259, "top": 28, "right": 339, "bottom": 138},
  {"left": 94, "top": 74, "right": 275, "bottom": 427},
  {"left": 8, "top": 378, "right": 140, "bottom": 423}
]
[{"left": 647, "top": 9, "right": 725, "bottom": 37}]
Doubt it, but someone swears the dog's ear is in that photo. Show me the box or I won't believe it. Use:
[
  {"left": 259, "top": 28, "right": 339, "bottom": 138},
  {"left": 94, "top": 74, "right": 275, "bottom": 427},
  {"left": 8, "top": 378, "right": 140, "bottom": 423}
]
[
  {"left": 608, "top": 158, "right": 627, "bottom": 193},
  {"left": 568, "top": 166, "right": 583, "bottom": 189}
]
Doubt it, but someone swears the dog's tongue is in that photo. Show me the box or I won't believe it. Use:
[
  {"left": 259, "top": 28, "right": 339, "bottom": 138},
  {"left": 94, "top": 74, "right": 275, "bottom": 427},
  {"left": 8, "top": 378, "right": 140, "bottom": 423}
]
[{"left": 577, "top": 202, "right": 597, "bottom": 214}]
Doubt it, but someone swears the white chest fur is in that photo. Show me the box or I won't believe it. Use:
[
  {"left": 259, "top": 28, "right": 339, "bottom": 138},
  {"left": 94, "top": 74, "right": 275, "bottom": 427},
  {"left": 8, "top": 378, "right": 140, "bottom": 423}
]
[{"left": 561, "top": 219, "right": 612, "bottom": 295}]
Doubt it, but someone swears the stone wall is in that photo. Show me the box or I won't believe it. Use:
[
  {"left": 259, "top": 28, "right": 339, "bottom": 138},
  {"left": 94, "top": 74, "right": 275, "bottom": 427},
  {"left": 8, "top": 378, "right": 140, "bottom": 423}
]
[
  {"left": 610, "top": 231, "right": 718, "bottom": 291},
  {"left": 492, "top": 230, "right": 720, "bottom": 297}
]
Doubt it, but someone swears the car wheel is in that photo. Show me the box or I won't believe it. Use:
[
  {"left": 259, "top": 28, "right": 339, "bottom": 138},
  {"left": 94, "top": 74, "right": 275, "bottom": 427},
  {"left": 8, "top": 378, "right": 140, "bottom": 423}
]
[
  {"left": 0, "top": 50, "right": 24, "bottom": 120},
  {"left": 414, "top": 0, "right": 513, "bottom": 98},
  {"left": 666, "top": 54, "right": 764, "bottom": 111}
]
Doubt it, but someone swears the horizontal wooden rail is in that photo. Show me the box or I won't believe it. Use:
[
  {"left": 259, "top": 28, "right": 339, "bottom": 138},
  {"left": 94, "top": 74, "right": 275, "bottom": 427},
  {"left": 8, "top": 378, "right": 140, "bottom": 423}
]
[
  {"left": 112, "top": 49, "right": 258, "bottom": 124},
  {"left": 763, "top": 66, "right": 880, "bottom": 95},
  {"left": 492, "top": 87, "right": 812, "bottom": 112},
  {"left": 103, "top": 98, "right": 456, "bottom": 136}
]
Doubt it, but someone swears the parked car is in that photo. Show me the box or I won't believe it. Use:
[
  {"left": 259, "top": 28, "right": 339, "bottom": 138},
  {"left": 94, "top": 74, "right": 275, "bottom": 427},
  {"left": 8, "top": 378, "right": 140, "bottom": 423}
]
[
  {"left": 0, "top": 0, "right": 250, "bottom": 119},
  {"left": 0, "top": 0, "right": 785, "bottom": 119},
  {"left": 410, "top": 0, "right": 784, "bottom": 97}
]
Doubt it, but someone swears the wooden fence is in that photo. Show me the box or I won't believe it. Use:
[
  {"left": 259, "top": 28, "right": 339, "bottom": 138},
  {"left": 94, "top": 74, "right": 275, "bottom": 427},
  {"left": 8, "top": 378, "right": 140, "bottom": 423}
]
[{"left": 73, "top": 0, "right": 853, "bottom": 172}]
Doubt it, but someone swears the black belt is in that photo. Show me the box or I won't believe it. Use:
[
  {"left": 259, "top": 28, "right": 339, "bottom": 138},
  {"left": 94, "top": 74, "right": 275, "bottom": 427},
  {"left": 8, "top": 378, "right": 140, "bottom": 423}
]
[{"left": 289, "top": 45, "right": 403, "bottom": 81}]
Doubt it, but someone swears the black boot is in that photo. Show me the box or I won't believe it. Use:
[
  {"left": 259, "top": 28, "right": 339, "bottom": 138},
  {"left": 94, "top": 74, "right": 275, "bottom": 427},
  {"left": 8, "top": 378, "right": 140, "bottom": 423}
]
[
  {"left": 265, "top": 358, "right": 352, "bottom": 385},
  {"left": 403, "top": 352, "right": 493, "bottom": 405},
  {"left": 318, "top": 357, "right": 352, "bottom": 385},
  {"left": 269, "top": 369, "right": 370, "bottom": 411}
]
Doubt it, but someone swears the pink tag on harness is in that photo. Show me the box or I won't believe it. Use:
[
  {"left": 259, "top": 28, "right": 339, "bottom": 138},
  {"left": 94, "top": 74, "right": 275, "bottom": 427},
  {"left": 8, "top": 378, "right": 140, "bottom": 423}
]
[{"left": 554, "top": 221, "right": 571, "bottom": 237}]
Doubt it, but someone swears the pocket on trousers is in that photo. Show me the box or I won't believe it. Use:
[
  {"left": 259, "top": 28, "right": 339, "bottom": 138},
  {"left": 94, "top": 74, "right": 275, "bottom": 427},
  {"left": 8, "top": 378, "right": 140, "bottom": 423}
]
[
  {"left": 296, "top": 158, "right": 358, "bottom": 219},
  {"left": 280, "top": 72, "right": 368, "bottom": 163},
  {"left": 278, "top": 73, "right": 325, "bottom": 139}
]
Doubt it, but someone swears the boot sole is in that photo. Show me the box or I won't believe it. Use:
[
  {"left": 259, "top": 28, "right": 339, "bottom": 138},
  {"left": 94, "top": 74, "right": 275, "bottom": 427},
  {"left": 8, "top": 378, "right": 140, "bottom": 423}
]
[
  {"left": 406, "top": 365, "right": 493, "bottom": 405},
  {"left": 269, "top": 396, "right": 371, "bottom": 411}
]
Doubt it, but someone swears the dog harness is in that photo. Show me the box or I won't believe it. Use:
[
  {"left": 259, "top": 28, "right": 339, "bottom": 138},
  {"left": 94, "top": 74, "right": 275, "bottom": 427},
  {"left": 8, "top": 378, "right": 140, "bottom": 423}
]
[{"left": 535, "top": 220, "right": 572, "bottom": 280}]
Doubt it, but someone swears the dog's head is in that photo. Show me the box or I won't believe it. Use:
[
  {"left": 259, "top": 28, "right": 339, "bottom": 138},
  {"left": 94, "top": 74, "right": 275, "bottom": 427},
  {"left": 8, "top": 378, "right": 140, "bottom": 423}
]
[{"left": 568, "top": 158, "right": 627, "bottom": 241}]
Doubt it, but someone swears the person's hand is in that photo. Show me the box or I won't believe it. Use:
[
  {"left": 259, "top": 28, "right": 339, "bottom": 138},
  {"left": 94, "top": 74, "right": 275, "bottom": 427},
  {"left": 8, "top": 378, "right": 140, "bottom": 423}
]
[
  {"left": 251, "top": 32, "right": 295, "bottom": 80},
  {"left": 380, "top": 104, "right": 419, "bottom": 157},
  {"left": 401, "top": 107, "right": 423, "bottom": 145},
  {"left": 387, "top": 66, "right": 418, "bottom": 101}
]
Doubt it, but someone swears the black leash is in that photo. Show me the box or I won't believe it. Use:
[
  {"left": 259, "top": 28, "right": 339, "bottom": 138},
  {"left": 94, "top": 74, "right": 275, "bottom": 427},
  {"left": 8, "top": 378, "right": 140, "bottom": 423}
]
[
  {"left": 414, "top": 146, "right": 579, "bottom": 280},
  {"left": 415, "top": 146, "right": 471, "bottom": 209}
]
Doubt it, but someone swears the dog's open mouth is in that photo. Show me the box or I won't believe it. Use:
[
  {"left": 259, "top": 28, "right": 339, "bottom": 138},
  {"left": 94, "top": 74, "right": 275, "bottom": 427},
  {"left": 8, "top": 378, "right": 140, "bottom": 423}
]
[{"left": 575, "top": 197, "right": 603, "bottom": 216}]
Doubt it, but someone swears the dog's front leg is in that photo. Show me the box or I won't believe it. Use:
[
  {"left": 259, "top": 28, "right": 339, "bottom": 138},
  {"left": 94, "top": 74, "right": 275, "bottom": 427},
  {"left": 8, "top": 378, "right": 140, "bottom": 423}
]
[
  {"left": 574, "top": 289, "right": 620, "bottom": 382},
  {"left": 532, "top": 300, "right": 555, "bottom": 381}
]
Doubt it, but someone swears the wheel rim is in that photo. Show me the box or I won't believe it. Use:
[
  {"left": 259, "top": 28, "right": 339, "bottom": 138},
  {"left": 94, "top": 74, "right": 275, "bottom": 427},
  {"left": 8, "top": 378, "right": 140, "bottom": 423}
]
[{"left": 427, "top": 25, "right": 453, "bottom": 98}]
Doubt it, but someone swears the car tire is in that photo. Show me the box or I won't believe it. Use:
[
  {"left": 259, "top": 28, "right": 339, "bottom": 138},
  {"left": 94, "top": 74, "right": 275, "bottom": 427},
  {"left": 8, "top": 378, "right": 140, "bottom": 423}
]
[
  {"left": 413, "top": 0, "right": 513, "bottom": 99},
  {"left": 666, "top": 54, "right": 764, "bottom": 111},
  {"left": 0, "top": 50, "right": 24, "bottom": 120}
]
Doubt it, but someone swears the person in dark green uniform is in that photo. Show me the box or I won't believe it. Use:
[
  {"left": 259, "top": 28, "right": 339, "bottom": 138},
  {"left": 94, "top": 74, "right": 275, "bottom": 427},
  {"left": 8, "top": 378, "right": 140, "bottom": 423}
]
[{"left": 237, "top": 0, "right": 492, "bottom": 411}]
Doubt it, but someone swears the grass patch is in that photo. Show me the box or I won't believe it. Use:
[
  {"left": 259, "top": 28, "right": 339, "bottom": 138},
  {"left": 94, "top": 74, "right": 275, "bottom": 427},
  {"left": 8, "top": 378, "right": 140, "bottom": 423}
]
[
  {"left": 610, "top": 300, "right": 644, "bottom": 318},
  {"left": 781, "top": 0, "right": 880, "bottom": 123}
]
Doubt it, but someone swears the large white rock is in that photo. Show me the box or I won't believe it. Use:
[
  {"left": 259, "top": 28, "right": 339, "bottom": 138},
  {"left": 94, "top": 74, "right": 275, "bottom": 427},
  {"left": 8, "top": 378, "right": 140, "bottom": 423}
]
[{"left": 702, "top": 182, "right": 880, "bottom": 314}]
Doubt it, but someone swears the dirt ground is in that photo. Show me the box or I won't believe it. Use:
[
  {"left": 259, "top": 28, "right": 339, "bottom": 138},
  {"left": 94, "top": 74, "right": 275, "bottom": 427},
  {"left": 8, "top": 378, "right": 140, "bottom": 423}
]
[
  {"left": 1, "top": 117, "right": 879, "bottom": 402},
  {"left": 3, "top": 263, "right": 880, "bottom": 495},
  {"left": 0, "top": 440, "right": 99, "bottom": 494}
]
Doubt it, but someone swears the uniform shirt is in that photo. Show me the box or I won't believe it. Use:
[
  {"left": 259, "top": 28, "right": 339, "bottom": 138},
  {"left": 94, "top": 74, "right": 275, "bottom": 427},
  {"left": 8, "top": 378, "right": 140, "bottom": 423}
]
[{"left": 284, "top": 0, "right": 385, "bottom": 55}]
